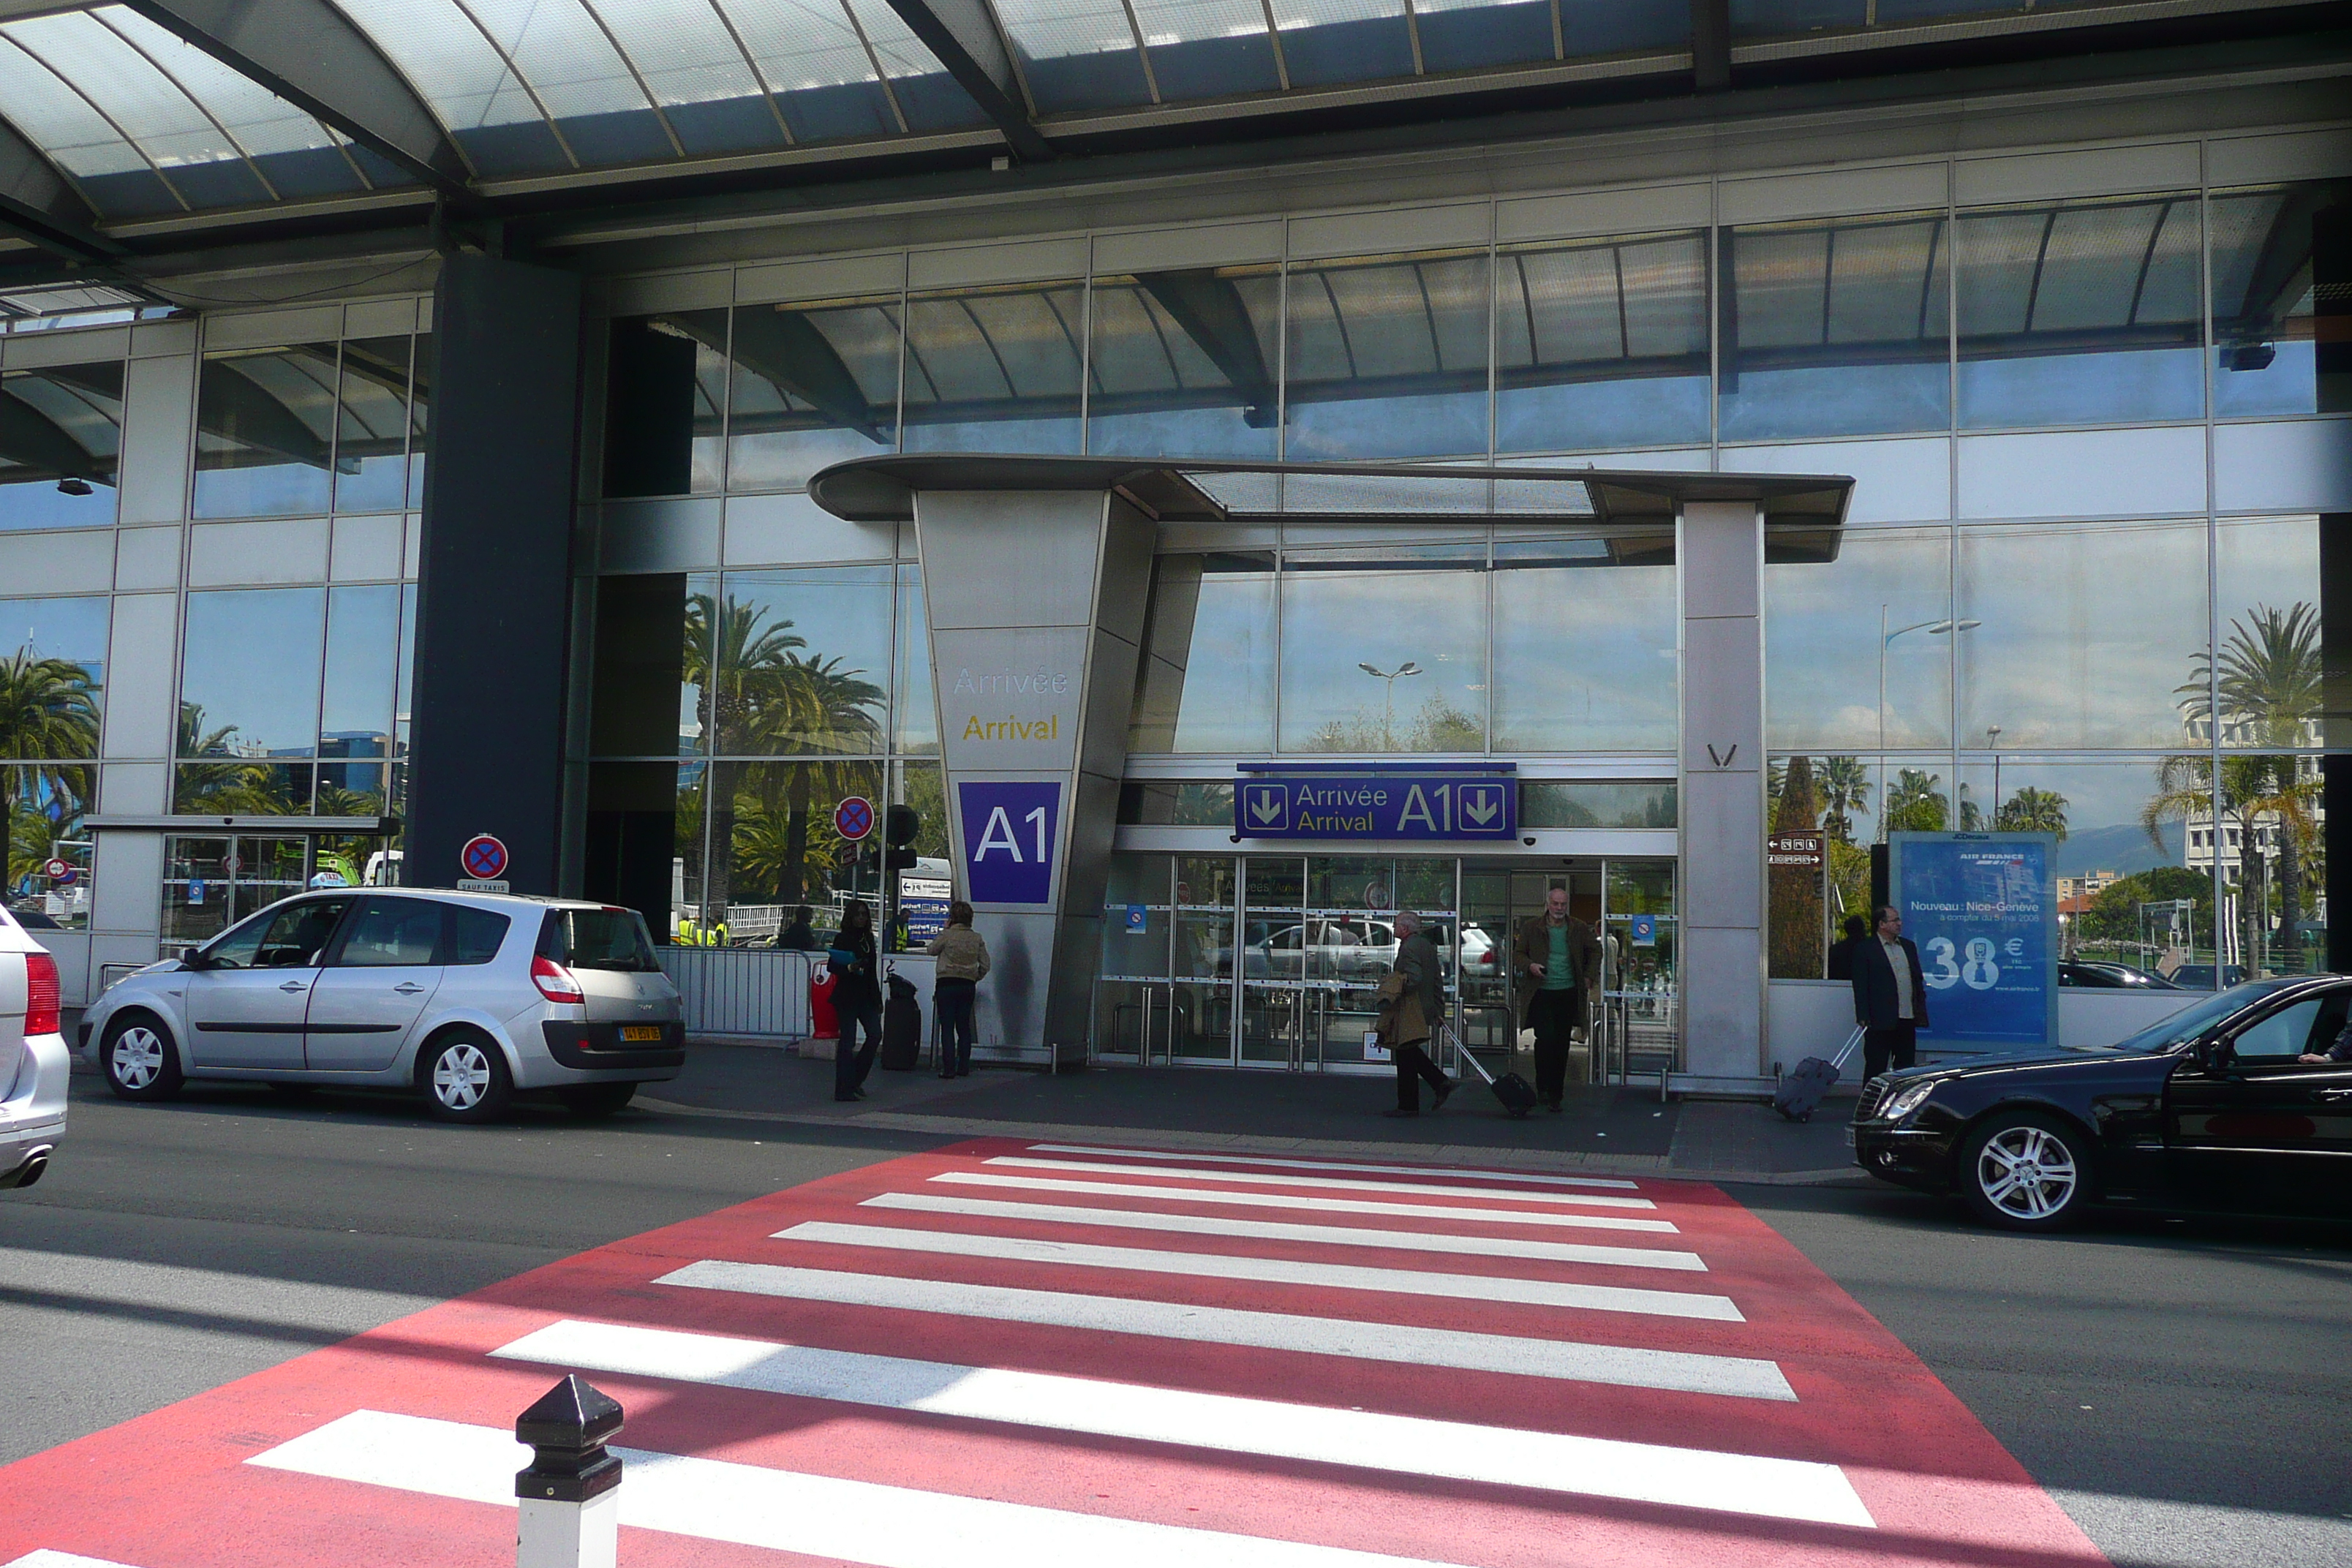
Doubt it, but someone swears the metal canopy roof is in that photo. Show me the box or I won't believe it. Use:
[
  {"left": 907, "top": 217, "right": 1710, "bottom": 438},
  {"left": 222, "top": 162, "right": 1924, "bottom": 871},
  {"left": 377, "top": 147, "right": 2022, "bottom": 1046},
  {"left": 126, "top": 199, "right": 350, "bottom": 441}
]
[
  {"left": 804, "top": 452, "right": 1853, "bottom": 532},
  {"left": 0, "top": 0, "right": 2333, "bottom": 276}
]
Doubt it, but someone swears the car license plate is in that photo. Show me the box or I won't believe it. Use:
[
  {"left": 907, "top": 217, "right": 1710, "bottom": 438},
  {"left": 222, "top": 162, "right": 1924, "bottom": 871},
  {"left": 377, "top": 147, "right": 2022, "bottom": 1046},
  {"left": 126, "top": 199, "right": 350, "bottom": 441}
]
[
  {"left": 619, "top": 1025, "right": 663, "bottom": 1042},
  {"left": 1844, "top": 1126, "right": 1856, "bottom": 1147}
]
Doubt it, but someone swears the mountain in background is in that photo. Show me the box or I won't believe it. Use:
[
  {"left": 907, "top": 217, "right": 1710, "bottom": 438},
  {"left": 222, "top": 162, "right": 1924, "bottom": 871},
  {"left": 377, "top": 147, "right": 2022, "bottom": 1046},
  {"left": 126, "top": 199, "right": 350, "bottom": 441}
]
[{"left": 2056, "top": 821, "right": 2185, "bottom": 878}]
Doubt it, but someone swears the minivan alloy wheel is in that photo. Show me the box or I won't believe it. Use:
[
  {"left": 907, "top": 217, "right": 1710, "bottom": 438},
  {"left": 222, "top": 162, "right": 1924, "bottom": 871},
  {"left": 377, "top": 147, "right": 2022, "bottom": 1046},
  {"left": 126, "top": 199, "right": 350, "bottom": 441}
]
[
  {"left": 419, "top": 1030, "right": 513, "bottom": 1122},
  {"left": 432, "top": 1042, "right": 493, "bottom": 1109},
  {"left": 1975, "top": 1123, "right": 2078, "bottom": 1221},
  {"left": 111, "top": 1026, "right": 165, "bottom": 1090}
]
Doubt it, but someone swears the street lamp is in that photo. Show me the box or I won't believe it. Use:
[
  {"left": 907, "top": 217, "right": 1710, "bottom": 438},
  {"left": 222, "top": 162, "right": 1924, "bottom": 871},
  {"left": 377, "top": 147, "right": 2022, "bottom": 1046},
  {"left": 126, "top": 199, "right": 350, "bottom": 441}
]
[
  {"left": 1357, "top": 660, "right": 1422, "bottom": 749},
  {"left": 1877, "top": 608, "right": 1980, "bottom": 839},
  {"left": 1986, "top": 725, "right": 2002, "bottom": 828}
]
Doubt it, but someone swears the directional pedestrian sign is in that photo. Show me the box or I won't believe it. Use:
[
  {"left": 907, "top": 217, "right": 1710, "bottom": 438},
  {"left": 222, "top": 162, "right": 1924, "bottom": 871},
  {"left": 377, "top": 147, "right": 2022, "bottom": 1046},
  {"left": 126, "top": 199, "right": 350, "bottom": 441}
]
[
  {"left": 1235, "top": 772, "right": 1516, "bottom": 841},
  {"left": 459, "top": 834, "right": 508, "bottom": 881},
  {"left": 834, "top": 796, "right": 875, "bottom": 842}
]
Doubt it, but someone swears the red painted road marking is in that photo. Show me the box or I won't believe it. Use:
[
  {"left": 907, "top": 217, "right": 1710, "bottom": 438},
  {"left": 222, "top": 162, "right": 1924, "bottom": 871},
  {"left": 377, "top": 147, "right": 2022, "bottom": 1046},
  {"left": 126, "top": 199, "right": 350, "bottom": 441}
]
[{"left": 0, "top": 1138, "right": 2108, "bottom": 1568}]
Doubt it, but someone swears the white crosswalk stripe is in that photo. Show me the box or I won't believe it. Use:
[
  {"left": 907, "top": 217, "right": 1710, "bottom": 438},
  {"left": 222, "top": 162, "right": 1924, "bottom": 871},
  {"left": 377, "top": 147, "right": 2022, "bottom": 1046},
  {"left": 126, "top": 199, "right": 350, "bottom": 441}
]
[
  {"left": 656, "top": 1258, "right": 1797, "bottom": 1398},
  {"left": 252, "top": 1409, "right": 1480, "bottom": 1567},
  {"left": 491, "top": 1318, "right": 1874, "bottom": 1527},
  {"left": 774, "top": 1218, "right": 1744, "bottom": 1319},
  {"left": 860, "top": 1190, "right": 1709, "bottom": 1270},
  {"left": 932, "top": 1169, "right": 1682, "bottom": 1232},
  {"left": 1024, "top": 1142, "right": 1645, "bottom": 1189},
  {"left": 985, "top": 1155, "right": 1661, "bottom": 1209}
]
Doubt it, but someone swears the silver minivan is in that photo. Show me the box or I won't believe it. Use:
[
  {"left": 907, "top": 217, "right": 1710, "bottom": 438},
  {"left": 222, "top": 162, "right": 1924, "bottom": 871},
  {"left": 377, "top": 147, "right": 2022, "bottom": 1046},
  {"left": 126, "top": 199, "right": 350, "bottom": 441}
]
[{"left": 78, "top": 889, "right": 682, "bottom": 1122}]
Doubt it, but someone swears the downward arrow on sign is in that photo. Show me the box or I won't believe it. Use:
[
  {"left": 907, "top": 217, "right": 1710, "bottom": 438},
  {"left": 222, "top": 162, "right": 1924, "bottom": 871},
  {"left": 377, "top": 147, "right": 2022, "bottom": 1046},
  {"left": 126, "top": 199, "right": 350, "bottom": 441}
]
[
  {"left": 1463, "top": 792, "right": 1499, "bottom": 825},
  {"left": 1250, "top": 791, "right": 1284, "bottom": 823}
]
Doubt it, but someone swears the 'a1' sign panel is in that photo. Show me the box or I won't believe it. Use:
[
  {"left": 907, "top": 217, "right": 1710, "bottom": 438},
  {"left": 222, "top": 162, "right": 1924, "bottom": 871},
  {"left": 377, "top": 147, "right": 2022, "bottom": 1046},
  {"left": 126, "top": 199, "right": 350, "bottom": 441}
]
[{"left": 957, "top": 780, "right": 1061, "bottom": 906}]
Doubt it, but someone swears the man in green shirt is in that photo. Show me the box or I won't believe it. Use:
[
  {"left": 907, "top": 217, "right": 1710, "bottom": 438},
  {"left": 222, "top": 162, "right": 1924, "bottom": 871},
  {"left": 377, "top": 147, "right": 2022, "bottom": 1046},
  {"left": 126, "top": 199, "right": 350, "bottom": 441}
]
[{"left": 1513, "top": 886, "right": 1603, "bottom": 1112}]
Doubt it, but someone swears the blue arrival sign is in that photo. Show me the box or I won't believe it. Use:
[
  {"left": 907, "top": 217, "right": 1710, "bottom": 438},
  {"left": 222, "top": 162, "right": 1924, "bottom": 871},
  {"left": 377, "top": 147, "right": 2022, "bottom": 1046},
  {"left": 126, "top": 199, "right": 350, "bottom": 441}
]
[
  {"left": 1888, "top": 832, "right": 2059, "bottom": 1054},
  {"left": 1235, "top": 773, "right": 1516, "bottom": 842},
  {"left": 957, "top": 780, "right": 1061, "bottom": 905}
]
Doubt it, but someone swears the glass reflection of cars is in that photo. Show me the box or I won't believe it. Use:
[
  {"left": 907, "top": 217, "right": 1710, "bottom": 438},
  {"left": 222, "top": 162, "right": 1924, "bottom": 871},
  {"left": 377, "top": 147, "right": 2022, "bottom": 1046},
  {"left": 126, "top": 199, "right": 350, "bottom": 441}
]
[{"left": 2058, "top": 961, "right": 2177, "bottom": 989}]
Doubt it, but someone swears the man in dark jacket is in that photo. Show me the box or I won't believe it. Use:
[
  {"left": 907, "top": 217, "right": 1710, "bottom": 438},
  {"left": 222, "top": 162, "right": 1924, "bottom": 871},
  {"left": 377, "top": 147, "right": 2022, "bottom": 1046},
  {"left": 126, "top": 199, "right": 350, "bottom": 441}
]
[
  {"left": 1852, "top": 904, "right": 1929, "bottom": 1079},
  {"left": 1825, "top": 914, "right": 1869, "bottom": 980},
  {"left": 1514, "top": 886, "right": 1604, "bottom": 1112}
]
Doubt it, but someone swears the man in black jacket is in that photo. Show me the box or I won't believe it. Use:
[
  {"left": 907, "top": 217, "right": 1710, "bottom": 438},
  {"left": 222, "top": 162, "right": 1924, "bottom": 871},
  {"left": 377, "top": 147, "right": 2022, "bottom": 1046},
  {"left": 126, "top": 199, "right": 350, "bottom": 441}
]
[{"left": 1852, "top": 904, "right": 1930, "bottom": 1079}]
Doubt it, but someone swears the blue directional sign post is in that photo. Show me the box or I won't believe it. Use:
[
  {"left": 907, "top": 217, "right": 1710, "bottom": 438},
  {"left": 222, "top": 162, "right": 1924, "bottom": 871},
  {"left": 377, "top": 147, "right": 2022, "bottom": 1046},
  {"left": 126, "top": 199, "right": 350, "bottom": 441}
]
[
  {"left": 1234, "top": 771, "right": 1516, "bottom": 843},
  {"left": 1888, "top": 831, "right": 2059, "bottom": 1055}
]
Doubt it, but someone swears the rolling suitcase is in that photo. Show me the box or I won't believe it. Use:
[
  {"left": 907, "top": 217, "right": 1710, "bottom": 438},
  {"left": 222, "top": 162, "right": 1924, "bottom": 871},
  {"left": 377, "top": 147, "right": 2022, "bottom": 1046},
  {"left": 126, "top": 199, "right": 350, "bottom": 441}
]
[
  {"left": 879, "top": 973, "right": 924, "bottom": 1071},
  {"left": 1445, "top": 1023, "right": 1538, "bottom": 1118},
  {"left": 1774, "top": 1026, "right": 1862, "bottom": 1121}
]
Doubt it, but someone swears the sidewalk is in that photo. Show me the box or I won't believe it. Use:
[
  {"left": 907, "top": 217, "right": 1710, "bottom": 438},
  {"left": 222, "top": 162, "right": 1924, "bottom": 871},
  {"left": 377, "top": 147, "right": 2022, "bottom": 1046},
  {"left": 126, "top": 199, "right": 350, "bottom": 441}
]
[{"left": 642, "top": 1043, "right": 1868, "bottom": 1185}]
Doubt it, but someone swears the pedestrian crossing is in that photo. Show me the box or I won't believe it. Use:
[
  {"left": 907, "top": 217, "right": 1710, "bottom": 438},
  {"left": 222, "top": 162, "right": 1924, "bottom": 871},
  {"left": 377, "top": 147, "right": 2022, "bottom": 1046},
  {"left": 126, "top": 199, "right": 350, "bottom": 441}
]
[{"left": 0, "top": 1136, "right": 2111, "bottom": 1568}]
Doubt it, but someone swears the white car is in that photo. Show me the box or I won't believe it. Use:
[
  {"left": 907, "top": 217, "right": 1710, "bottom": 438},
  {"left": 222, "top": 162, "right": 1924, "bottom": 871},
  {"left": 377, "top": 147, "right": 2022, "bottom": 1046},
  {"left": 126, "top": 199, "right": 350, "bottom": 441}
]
[
  {"left": 1, "top": 903, "right": 70, "bottom": 1189},
  {"left": 78, "top": 889, "right": 682, "bottom": 1123}
]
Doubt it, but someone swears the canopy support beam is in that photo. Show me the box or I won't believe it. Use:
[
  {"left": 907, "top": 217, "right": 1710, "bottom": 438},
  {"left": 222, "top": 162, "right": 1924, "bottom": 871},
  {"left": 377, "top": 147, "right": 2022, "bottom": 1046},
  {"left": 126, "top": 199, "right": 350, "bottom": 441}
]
[
  {"left": 117, "top": 0, "right": 470, "bottom": 193},
  {"left": 879, "top": 0, "right": 1052, "bottom": 162}
]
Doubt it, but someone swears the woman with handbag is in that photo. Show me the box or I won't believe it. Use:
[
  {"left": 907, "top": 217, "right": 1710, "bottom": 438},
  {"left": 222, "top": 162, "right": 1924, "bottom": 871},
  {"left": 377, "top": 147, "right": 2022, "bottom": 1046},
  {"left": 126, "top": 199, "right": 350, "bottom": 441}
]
[{"left": 829, "top": 900, "right": 883, "bottom": 1101}]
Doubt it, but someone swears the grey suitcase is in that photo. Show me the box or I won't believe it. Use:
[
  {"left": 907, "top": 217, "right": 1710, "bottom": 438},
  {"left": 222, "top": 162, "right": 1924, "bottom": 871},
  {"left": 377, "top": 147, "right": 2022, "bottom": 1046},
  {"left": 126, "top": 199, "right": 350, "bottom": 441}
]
[{"left": 1774, "top": 1027, "right": 1863, "bottom": 1121}]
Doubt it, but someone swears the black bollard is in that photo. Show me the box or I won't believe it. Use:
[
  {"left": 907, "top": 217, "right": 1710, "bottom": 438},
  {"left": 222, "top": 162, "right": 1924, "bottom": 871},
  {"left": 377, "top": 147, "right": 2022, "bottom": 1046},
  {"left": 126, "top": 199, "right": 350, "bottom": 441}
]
[{"left": 515, "top": 1375, "right": 625, "bottom": 1568}]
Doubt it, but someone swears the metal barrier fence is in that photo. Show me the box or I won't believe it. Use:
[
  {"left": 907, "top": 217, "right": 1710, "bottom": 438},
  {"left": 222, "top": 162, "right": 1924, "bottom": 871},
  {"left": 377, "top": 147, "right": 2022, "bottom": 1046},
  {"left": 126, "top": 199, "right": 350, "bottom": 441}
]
[{"left": 659, "top": 946, "right": 816, "bottom": 1041}]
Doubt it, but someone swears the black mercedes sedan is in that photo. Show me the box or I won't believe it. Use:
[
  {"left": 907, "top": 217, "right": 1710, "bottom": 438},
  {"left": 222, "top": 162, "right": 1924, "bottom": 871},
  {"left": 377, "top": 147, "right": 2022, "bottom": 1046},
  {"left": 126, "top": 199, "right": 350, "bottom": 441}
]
[{"left": 1850, "top": 976, "right": 2352, "bottom": 1230}]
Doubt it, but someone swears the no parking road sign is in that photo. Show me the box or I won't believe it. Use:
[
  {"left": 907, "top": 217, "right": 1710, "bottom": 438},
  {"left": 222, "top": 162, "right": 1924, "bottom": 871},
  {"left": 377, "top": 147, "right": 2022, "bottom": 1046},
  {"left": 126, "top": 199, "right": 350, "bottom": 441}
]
[
  {"left": 834, "top": 796, "right": 875, "bottom": 842},
  {"left": 459, "top": 834, "right": 509, "bottom": 892}
]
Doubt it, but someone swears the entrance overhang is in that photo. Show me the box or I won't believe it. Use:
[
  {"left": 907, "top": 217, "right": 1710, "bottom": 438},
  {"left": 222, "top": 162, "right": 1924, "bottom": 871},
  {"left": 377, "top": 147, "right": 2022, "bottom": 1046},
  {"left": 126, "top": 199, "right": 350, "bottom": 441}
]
[{"left": 807, "top": 455, "right": 1854, "bottom": 1083}]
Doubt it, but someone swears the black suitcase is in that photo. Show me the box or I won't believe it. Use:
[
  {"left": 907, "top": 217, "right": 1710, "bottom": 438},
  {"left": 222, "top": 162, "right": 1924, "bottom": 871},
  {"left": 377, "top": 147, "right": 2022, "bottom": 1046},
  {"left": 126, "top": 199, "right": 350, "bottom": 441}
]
[
  {"left": 880, "top": 973, "right": 923, "bottom": 1071},
  {"left": 1774, "top": 1028, "right": 1862, "bottom": 1121},
  {"left": 1447, "top": 1025, "right": 1538, "bottom": 1117}
]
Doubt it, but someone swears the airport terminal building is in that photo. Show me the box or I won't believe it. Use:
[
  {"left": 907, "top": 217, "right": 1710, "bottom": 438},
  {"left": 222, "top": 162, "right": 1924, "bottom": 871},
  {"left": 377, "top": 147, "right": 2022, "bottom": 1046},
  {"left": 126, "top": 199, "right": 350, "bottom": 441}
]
[{"left": 1, "top": 0, "right": 2347, "bottom": 1089}]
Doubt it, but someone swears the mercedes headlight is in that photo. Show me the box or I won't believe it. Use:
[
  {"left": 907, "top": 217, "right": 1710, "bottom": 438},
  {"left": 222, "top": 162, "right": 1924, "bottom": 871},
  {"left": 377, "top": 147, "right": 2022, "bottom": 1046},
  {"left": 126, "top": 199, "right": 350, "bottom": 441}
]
[{"left": 1879, "top": 1080, "right": 1940, "bottom": 1122}]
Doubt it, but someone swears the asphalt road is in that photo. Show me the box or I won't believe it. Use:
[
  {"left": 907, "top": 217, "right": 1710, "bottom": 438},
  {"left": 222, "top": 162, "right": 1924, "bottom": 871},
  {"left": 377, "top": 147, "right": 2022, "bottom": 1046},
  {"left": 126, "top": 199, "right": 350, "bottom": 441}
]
[{"left": 4, "top": 1068, "right": 2348, "bottom": 1568}]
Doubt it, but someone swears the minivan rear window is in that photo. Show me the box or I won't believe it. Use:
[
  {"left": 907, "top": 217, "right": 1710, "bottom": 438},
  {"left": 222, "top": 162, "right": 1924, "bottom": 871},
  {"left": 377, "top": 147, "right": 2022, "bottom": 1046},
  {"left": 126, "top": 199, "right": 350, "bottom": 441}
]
[
  {"left": 540, "top": 908, "right": 659, "bottom": 972},
  {"left": 446, "top": 906, "right": 512, "bottom": 965}
]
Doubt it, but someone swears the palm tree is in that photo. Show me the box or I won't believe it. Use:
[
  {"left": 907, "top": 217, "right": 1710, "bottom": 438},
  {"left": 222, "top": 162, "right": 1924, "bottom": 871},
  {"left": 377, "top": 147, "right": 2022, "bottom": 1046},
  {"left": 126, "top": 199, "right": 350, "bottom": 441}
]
[
  {"left": 1819, "top": 755, "right": 1870, "bottom": 843},
  {"left": 1996, "top": 786, "right": 2070, "bottom": 838},
  {"left": 1769, "top": 755, "right": 1825, "bottom": 976},
  {"left": 683, "top": 596, "right": 807, "bottom": 923},
  {"left": 755, "top": 656, "right": 886, "bottom": 905},
  {"left": 2171, "top": 603, "right": 2325, "bottom": 971},
  {"left": 0, "top": 650, "right": 100, "bottom": 893},
  {"left": 1885, "top": 769, "right": 1949, "bottom": 834}
]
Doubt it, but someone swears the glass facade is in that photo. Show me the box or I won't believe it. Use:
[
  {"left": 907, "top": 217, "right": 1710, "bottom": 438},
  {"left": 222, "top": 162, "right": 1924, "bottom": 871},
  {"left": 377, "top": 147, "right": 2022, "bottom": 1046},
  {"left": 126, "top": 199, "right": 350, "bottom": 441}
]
[
  {"left": 1128, "top": 525, "right": 1678, "bottom": 756},
  {"left": 573, "top": 167, "right": 2351, "bottom": 1005},
  {"left": 1, "top": 593, "right": 105, "bottom": 926},
  {"left": 174, "top": 583, "right": 412, "bottom": 818},
  {"left": 195, "top": 333, "right": 430, "bottom": 519},
  {"left": 587, "top": 560, "right": 943, "bottom": 943},
  {"left": 0, "top": 358, "right": 125, "bottom": 530}
]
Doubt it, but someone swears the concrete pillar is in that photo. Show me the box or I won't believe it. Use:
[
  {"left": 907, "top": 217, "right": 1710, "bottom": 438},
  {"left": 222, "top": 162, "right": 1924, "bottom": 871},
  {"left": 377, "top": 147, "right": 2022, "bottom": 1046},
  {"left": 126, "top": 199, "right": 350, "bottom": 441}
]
[
  {"left": 913, "top": 489, "right": 1155, "bottom": 1064},
  {"left": 1678, "top": 500, "right": 1768, "bottom": 1085},
  {"left": 407, "top": 255, "right": 583, "bottom": 896}
]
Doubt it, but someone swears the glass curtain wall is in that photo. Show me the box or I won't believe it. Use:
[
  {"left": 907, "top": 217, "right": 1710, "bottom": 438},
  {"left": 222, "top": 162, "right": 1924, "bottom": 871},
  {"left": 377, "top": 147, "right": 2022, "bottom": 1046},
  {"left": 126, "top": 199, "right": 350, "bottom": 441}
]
[
  {"left": 1, "top": 357, "right": 126, "bottom": 529},
  {"left": 1128, "top": 524, "right": 1678, "bottom": 755},
  {"left": 174, "top": 584, "right": 413, "bottom": 822},
  {"left": 586, "top": 562, "right": 946, "bottom": 944},
  {"left": 195, "top": 331, "right": 431, "bottom": 518},
  {"left": 593, "top": 183, "right": 2345, "bottom": 488},
  {"left": 593, "top": 177, "right": 2352, "bottom": 987},
  {"left": 0, "top": 594, "right": 105, "bottom": 924}
]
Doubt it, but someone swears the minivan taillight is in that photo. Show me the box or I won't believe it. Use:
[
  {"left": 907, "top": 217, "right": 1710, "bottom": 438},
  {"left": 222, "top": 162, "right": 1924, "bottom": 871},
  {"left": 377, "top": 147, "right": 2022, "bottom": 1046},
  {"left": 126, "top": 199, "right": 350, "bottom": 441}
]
[
  {"left": 23, "top": 951, "right": 61, "bottom": 1037},
  {"left": 531, "top": 954, "right": 585, "bottom": 1003}
]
